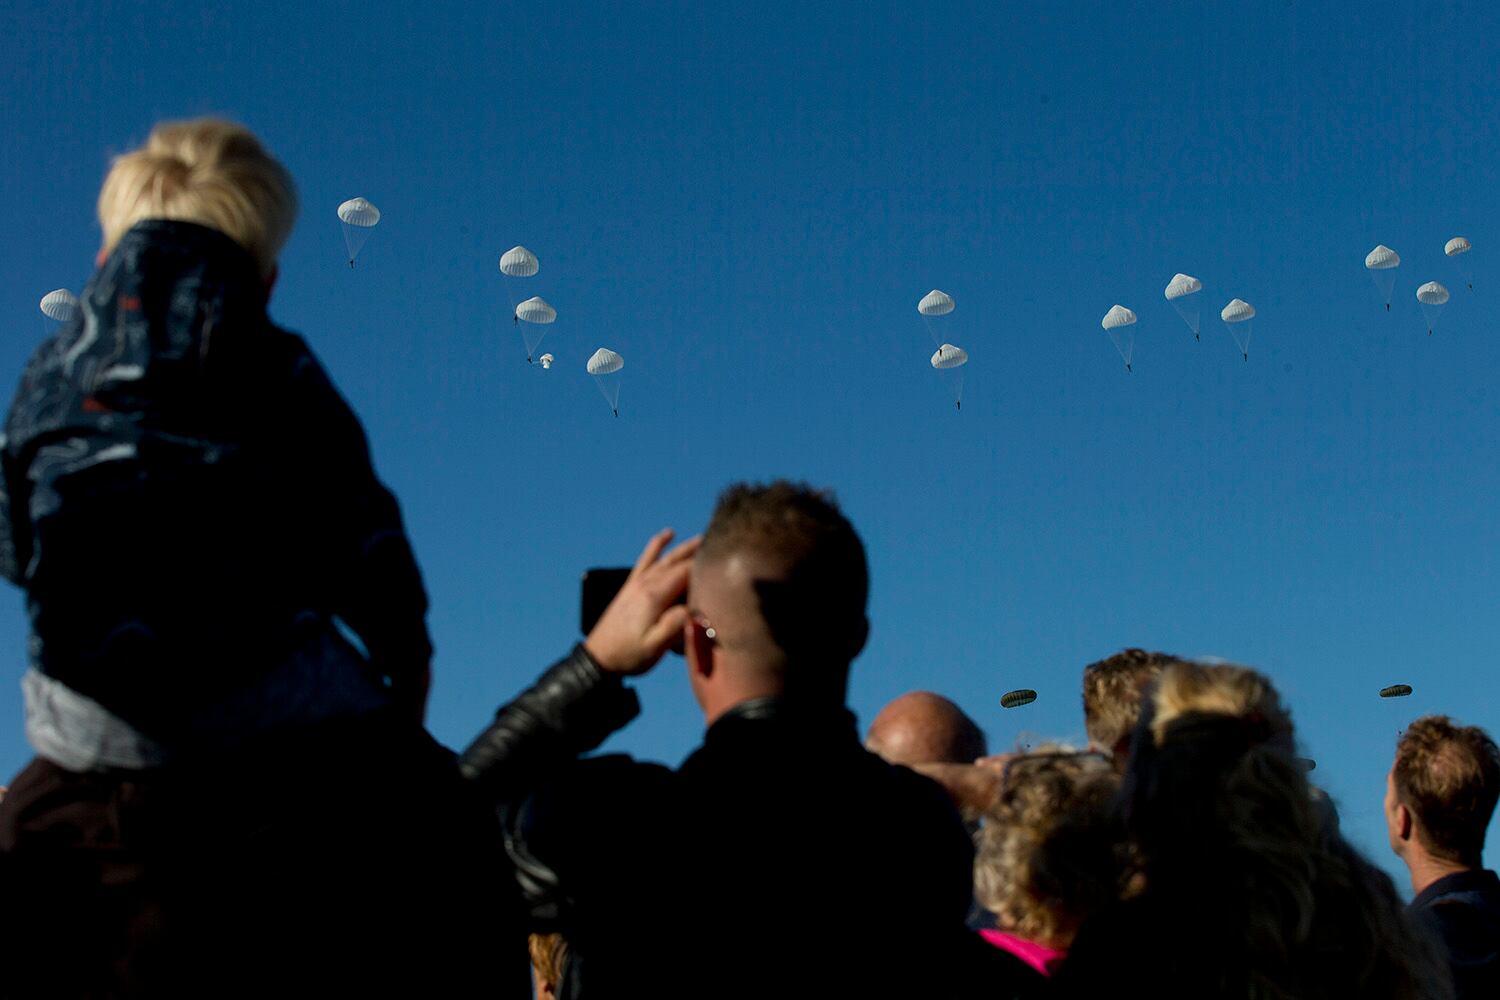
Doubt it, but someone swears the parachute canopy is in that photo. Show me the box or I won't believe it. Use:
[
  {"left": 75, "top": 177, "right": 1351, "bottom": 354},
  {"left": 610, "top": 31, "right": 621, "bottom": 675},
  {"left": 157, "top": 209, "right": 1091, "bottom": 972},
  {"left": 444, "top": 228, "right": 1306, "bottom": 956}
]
[
  {"left": 1000, "top": 689, "right": 1037, "bottom": 709},
  {"left": 918, "top": 290, "right": 955, "bottom": 316},
  {"left": 586, "top": 348, "right": 624, "bottom": 376},
  {"left": 931, "top": 344, "right": 968, "bottom": 369},
  {"left": 499, "top": 246, "right": 539, "bottom": 277},
  {"left": 1164, "top": 273, "right": 1203, "bottom": 300},
  {"left": 516, "top": 297, "right": 557, "bottom": 324},
  {"left": 1416, "top": 281, "right": 1450, "bottom": 306},
  {"left": 1365, "top": 245, "right": 1400, "bottom": 270},
  {"left": 39, "top": 288, "right": 79, "bottom": 322},
  {"left": 1380, "top": 684, "right": 1413, "bottom": 699},
  {"left": 539, "top": 353, "right": 554, "bottom": 369},
  {"left": 1445, "top": 236, "right": 1472, "bottom": 258},
  {"left": 1101, "top": 304, "right": 1137, "bottom": 330},
  {"left": 1221, "top": 298, "right": 1255, "bottom": 323},
  {"left": 337, "top": 197, "right": 380, "bottom": 227}
]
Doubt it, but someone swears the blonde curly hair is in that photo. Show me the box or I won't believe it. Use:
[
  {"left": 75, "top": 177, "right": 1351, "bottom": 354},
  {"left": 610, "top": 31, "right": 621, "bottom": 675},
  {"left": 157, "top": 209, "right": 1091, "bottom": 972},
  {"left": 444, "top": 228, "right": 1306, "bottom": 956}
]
[{"left": 974, "top": 746, "right": 1122, "bottom": 949}]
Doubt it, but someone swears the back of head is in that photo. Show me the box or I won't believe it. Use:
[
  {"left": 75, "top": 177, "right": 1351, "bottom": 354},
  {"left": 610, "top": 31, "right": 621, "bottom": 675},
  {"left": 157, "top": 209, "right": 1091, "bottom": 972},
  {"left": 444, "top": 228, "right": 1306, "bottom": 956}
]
[
  {"left": 98, "top": 118, "right": 297, "bottom": 279},
  {"left": 1121, "top": 662, "right": 1442, "bottom": 1000},
  {"left": 975, "top": 746, "right": 1121, "bottom": 950},
  {"left": 695, "top": 481, "right": 868, "bottom": 699},
  {"left": 1081, "top": 648, "right": 1183, "bottom": 757},
  {"left": 865, "top": 691, "right": 987, "bottom": 765},
  {"left": 1129, "top": 661, "right": 1305, "bottom": 864},
  {"left": 1393, "top": 715, "right": 1500, "bottom": 866}
]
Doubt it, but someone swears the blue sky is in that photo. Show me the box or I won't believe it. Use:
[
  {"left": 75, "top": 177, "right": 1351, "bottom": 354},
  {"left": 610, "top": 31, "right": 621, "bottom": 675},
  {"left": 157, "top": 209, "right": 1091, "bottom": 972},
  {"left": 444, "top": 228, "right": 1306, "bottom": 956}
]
[{"left": 3, "top": 0, "right": 1499, "bottom": 888}]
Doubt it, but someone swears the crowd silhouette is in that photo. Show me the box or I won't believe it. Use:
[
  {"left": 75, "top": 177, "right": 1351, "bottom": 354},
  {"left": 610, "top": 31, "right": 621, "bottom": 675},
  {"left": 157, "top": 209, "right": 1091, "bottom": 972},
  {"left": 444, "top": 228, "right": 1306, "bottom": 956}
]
[{"left": 1, "top": 119, "right": 1496, "bottom": 1000}]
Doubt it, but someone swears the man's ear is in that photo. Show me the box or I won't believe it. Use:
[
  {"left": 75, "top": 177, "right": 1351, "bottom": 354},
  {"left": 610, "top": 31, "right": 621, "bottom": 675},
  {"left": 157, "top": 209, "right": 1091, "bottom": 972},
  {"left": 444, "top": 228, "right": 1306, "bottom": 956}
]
[
  {"left": 687, "top": 618, "right": 714, "bottom": 680},
  {"left": 1396, "top": 802, "right": 1414, "bottom": 843}
]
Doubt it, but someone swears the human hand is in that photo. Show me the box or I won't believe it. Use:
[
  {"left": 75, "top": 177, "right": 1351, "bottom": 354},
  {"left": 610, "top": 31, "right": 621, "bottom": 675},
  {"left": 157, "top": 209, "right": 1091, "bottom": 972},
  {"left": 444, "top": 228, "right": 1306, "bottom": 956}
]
[{"left": 585, "top": 529, "right": 701, "bottom": 676}]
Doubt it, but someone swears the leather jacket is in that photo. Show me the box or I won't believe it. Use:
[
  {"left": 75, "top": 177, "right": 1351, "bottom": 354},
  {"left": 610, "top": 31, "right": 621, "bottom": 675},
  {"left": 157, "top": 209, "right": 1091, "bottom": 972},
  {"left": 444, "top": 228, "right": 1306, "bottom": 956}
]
[{"left": 460, "top": 647, "right": 996, "bottom": 1000}]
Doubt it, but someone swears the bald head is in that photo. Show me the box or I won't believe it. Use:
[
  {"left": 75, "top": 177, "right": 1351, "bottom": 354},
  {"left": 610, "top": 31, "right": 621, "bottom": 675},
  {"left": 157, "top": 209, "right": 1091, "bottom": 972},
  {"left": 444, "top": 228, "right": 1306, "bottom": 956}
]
[{"left": 866, "top": 692, "right": 987, "bottom": 766}]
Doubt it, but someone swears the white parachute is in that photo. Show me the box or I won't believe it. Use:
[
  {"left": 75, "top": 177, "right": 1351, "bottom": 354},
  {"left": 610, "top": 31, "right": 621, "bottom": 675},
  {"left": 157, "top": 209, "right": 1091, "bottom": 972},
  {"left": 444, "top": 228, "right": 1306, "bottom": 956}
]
[
  {"left": 499, "top": 246, "right": 540, "bottom": 278},
  {"left": 1365, "top": 245, "right": 1400, "bottom": 310},
  {"left": 918, "top": 289, "right": 955, "bottom": 316},
  {"left": 539, "top": 353, "right": 555, "bottom": 370},
  {"left": 501, "top": 250, "right": 544, "bottom": 360},
  {"left": 1164, "top": 273, "right": 1203, "bottom": 341},
  {"left": 1221, "top": 299, "right": 1255, "bottom": 360},
  {"left": 337, "top": 198, "right": 380, "bottom": 267},
  {"left": 1416, "top": 281, "right": 1450, "bottom": 336},
  {"left": 930, "top": 344, "right": 968, "bottom": 369},
  {"left": 515, "top": 296, "right": 557, "bottom": 363},
  {"left": 1445, "top": 236, "right": 1473, "bottom": 290},
  {"left": 587, "top": 348, "right": 625, "bottom": 416},
  {"left": 38, "top": 288, "right": 79, "bottom": 323},
  {"left": 917, "top": 289, "right": 956, "bottom": 350},
  {"left": 930, "top": 343, "right": 968, "bottom": 411},
  {"left": 1101, "top": 304, "right": 1136, "bottom": 372}
]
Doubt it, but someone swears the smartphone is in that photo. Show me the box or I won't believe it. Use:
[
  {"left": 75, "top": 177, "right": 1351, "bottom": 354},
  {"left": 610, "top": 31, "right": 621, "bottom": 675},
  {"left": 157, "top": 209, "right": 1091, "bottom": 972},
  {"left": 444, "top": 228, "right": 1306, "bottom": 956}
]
[
  {"left": 580, "top": 567, "right": 690, "bottom": 652},
  {"left": 580, "top": 567, "right": 632, "bottom": 635}
]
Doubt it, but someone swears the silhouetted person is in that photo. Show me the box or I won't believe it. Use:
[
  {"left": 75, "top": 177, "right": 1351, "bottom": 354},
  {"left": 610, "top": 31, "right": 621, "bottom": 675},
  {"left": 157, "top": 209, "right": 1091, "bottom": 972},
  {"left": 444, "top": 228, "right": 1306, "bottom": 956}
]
[
  {"left": 1387, "top": 716, "right": 1500, "bottom": 1000},
  {"left": 0, "top": 118, "right": 521, "bottom": 998},
  {"left": 461, "top": 483, "right": 1017, "bottom": 999}
]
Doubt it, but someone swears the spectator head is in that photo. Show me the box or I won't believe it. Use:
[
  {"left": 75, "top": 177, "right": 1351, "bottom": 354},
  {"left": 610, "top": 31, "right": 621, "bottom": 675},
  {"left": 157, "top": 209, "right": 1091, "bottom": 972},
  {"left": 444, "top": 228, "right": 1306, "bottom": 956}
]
[
  {"left": 865, "top": 692, "right": 987, "bottom": 766},
  {"left": 974, "top": 746, "right": 1122, "bottom": 952},
  {"left": 1126, "top": 661, "right": 1305, "bottom": 866},
  {"left": 686, "top": 482, "right": 868, "bottom": 718},
  {"left": 1081, "top": 648, "right": 1183, "bottom": 759},
  {"left": 1386, "top": 715, "right": 1500, "bottom": 869},
  {"left": 97, "top": 118, "right": 297, "bottom": 280},
  {"left": 528, "top": 933, "right": 568, "bottom": 1000},
  {"left": 1111, "top": 661, "right": 1451, "bottom": 999}
]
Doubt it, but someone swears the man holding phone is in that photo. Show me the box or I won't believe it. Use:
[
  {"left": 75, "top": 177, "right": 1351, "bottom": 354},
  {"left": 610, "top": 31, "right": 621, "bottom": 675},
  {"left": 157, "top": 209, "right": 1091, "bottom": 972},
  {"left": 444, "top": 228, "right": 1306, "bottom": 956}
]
[{"left": 460, "top": 481, "right": 992, "bottom": 999}]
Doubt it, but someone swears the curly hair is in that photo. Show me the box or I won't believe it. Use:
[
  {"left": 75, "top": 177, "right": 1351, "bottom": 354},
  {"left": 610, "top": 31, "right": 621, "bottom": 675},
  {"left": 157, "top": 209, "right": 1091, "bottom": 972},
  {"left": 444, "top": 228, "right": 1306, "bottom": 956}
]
[
  {"left": 1080, "top": 648, "right": 1185, "bottom": 755},
  {"left": 973, "top": 746, "right": 1122, "bottom": 949}
]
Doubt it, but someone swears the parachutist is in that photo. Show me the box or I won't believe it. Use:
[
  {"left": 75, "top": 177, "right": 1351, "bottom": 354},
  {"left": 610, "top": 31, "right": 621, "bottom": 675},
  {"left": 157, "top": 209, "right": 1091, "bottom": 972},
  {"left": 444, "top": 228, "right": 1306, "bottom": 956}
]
[
  {"left": 1126, "top": 363, "right": 1132, "bottom": 373},
  {"left": 955, "top": 400, "right": 960, "bottom": 412},
  {"left": 612, "top": 409, "right": 618, "bottom": 418},
  {"left": 1386, "top": 303, "right": 1391, "bottom": 311}
]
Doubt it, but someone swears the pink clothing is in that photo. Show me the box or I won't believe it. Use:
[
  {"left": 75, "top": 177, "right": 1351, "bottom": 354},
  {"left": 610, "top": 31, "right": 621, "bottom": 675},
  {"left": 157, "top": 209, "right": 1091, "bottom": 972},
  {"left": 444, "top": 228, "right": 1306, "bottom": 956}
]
[{"left": 978, "top": 929, "right": 1066, "bottom": 977}]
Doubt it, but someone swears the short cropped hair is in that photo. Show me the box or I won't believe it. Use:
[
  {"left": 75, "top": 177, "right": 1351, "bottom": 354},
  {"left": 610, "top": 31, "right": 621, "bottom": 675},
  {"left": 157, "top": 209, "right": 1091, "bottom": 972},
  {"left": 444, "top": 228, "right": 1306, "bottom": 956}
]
[
  {"left": 700, "top": 481, "right": 867, "bottom": 663},
  {"left": 974, "top": 746, "right": 1121, "bottom": 950},
  {"left": 1081, "top": 648, "right": 1183, "bottom": 753},
  {"left": 1393, "top": 716, "right": 1500, "bottom": 864},
  {"left": 98, "top": 118, "right": 297, "bottom": 278}
]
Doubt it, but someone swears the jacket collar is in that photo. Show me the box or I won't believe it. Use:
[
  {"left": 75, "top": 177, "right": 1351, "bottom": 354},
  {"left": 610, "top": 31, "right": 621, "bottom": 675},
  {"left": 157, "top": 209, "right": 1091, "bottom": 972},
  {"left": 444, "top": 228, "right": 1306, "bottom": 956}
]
[
  {"left": 92, "top": 218, "right": 268, "bottom": 320},
  {"left": 705, "top": 695, "right": 857, "bottom": 738},
  {"left": 1411, "top": 868, "right": 1500, "bottom": 909}
]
